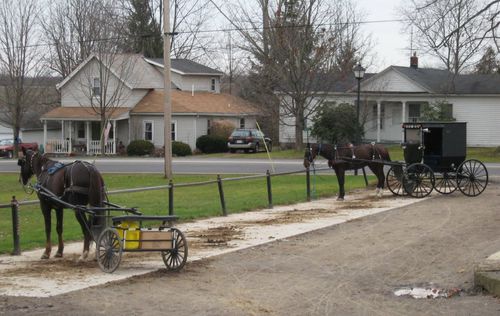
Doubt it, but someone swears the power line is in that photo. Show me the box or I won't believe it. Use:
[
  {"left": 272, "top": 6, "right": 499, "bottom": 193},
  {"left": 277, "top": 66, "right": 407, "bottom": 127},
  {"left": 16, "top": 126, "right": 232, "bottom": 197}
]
[{"left": 14, "top": 17, "right": 409, "bottom": 50}]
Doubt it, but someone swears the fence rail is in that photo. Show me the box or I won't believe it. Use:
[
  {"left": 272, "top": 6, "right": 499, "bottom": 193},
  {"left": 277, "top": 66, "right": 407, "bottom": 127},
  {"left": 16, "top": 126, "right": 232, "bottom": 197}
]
[{"left": 1, "top": 167, "right": 368, "bottom": 255}]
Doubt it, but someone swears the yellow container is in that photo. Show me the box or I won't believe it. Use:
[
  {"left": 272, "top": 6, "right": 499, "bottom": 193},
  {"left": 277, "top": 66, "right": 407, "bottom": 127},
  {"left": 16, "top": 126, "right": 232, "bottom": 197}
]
[{"left": 117, "top": 221, "right": 140, "bottom": 249}]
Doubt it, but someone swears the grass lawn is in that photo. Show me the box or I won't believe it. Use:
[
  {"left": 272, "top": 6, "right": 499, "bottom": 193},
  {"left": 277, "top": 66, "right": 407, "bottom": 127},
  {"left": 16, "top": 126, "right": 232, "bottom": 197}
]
[{"left": 0, "top": 173, "right": 374, "bottom": 254}]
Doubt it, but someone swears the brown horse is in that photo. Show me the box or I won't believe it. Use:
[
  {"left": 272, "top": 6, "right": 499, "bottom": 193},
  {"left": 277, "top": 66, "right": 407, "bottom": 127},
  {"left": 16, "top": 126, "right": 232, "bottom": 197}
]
[
  {"left": 304, "top": 143, "right": 391, "bottom": 200},
  {"left": 18, "top": 149, "right": 106, "bottom": 260}
]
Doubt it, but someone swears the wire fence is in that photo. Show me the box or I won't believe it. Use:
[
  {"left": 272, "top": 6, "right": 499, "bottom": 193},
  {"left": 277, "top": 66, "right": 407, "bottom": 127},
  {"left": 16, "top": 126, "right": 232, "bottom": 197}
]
[{"left": 1, "top": 166, "right": 343, "bottom": 255}]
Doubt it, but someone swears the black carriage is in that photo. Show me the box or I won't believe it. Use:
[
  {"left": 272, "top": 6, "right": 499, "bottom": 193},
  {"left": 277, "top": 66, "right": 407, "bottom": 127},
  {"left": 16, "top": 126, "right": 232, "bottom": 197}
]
[{"left": 386, "top": 122, "right": 488, "bottom": 198}]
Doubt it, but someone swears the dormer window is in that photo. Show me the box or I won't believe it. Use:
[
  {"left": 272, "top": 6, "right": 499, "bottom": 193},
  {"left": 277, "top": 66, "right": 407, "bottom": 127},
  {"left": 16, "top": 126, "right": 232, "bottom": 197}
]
[
  {"left": 211, "top": 78, "right": 216, "bottom": 91},
  {"left": 93, "top": 77, "right": 101, "bottom": 97}
]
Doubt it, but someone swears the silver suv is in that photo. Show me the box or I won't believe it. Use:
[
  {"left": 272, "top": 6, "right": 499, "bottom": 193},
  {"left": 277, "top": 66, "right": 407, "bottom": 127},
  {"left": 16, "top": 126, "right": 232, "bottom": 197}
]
[{"left": 227, "top": 129, "right": 272, "bottom": 153}]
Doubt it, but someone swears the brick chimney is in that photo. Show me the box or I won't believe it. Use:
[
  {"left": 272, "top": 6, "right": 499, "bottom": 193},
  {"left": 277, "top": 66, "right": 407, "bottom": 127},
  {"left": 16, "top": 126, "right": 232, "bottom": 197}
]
[{"left": 410, "top": 52, "right": 418, "bottom": 69}]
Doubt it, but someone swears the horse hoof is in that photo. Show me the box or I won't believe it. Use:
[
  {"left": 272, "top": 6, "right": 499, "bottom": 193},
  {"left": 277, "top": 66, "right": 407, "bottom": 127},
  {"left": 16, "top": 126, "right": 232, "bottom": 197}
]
[
  {"left": 40, "top": 253, "right": 50, "bottom": 260},
  {"left": 54, "top": 252, "right": 63, "bottom": 258},
  {"left": 337, "top": 197, "right": 344, "bottom": 201}
]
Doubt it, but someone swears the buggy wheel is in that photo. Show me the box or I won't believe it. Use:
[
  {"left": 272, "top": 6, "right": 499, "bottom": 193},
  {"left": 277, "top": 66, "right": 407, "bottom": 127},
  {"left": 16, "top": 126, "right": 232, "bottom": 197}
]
[
  {"left": 161, "top": 228, "right": 188, "bottom": 271},
  {"left": 386, "top": 165, "right": 407, "bottom": 196},
  {"left": 434, "top": 172, "right": 457, "bottom": 194},
  {"left": 96, "top": 228, "right": 123, "bottom": 273},
  {"left": 457, "top": 159, "right": 488, "bottom": 197},
  {"left": 403, "top": 163, "right": 435, "bottom": 198}
]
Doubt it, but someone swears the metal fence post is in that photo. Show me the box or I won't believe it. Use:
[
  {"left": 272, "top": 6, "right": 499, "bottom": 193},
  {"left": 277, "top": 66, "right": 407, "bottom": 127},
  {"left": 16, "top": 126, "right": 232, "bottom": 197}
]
[
  {"left": 306, "top": 168, "right": 311, "bottom": 202},
  {"left": 11, "top": 196, "right": 20, "bottom": 255},
  {"left": 266, "top": 170, "right": 273, "bottom": 208},
  {"left": 362, "top": 167, "right": 369, "bottom": 186},
  {"left": 217, "top": 175, "right": 227, "bottom": 216},
  {"left": 168, "top": 180, "right": 174, "bottom": 216}
]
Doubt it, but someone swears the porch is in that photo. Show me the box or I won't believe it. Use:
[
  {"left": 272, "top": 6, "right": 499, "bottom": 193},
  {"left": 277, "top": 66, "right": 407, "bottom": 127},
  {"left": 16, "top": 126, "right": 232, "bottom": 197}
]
[{"left": 42, "top": 119, "right": 127, "bottom": 155}]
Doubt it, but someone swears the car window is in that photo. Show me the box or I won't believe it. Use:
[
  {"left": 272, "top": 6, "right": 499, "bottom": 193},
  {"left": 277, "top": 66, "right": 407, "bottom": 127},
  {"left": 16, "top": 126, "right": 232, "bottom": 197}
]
[
  {"left": 0, "top": 139, "right": 12, "bottom": 145},
  {"left": 231, "top": 130, "right": 250, "bottom": 137}
]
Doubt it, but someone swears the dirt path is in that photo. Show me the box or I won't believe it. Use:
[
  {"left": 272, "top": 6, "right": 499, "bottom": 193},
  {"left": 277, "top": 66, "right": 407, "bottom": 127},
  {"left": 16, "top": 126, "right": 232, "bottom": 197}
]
[{"left": 2, "top": 184, "right": 500, "bottom": 315}]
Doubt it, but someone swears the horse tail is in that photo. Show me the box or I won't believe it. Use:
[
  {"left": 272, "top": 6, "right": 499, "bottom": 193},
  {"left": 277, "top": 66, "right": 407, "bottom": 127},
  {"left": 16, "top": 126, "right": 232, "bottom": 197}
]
[{"left": 379, "top": 145, "right": 391, "bottom": 162}]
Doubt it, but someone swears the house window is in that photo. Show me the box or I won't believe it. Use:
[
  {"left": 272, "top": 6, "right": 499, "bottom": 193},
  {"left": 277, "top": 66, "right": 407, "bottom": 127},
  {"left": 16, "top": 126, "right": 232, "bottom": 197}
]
[
  {"left": 144, "top": 121, "right": 153, "bottom": 141},
  {"left": 171, "top": 121, "right": 177, "bottom": 141},
  {"left": 441, "top": 103, "right": 453, "bottom": 120},
  {"left": 409, "top": 104, "right": 420, "bottom": 122},
  {"left": 239, "top": 118, "right": 245, "bottom": 129},
  {"left": 92, "top": 77, "right": 101, "bottom": 97},
  {"left": 77, "top": 122, "right": 85, "bottom": 138},
  {"left": 211, "top": 78, "right": 216, "bottom": 91}
]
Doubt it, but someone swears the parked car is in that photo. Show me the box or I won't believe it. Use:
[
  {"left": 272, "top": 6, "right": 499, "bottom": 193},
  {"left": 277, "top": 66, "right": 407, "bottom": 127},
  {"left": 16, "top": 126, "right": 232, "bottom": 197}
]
[
  {"left": 0, "top": 139, "right": 38, "bottom": 158},
  {"left": 227, "top": 129, "right": 272, "bottom": 153}
]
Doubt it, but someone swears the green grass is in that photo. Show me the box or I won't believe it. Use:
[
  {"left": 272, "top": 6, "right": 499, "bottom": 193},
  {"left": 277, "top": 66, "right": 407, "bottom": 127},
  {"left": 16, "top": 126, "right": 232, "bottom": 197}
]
[{"left": 0, "top": 173, "right": 373, "bottom": 254}]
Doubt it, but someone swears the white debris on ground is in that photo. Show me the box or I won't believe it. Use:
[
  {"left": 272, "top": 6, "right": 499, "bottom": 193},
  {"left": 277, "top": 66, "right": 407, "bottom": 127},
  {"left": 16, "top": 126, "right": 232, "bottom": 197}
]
[
  {"left": 394, "top": 287, "right": 462, "bottom": 299},
  {"left": 0, "top": 190, "right": 424, "bottom": 297}
]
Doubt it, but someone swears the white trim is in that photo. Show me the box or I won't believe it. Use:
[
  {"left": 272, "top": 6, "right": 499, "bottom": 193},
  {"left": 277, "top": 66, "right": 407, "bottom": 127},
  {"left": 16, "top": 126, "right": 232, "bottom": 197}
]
[{"left": 143, "top": 120, "right": 154, "bottom": 142}]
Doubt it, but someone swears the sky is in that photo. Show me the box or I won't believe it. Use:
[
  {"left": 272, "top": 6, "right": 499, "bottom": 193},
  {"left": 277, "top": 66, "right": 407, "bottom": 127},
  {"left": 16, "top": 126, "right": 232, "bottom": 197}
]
[{"left": 356, "top": 0, "right": 412, "bottom": 72}]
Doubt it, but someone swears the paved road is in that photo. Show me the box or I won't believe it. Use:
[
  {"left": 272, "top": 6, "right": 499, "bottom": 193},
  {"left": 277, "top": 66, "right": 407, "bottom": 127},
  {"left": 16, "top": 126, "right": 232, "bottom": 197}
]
[{"left": 2, "top": 157, "right": 500, "bottom": 176}]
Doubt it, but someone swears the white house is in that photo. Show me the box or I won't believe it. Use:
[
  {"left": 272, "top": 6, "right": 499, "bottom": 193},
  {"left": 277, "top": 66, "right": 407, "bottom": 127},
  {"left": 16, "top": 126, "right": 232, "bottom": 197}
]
[
  {"left": 41, "top": 54, "right": 259, "bottom": 154},
  {"left": 280, "top": 55, "right": 500, "bottom": 147}
]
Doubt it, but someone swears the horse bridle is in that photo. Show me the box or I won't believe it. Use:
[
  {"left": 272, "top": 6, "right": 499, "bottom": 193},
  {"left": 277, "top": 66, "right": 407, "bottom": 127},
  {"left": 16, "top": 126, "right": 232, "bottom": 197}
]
[{"left": 19, "top": 151, "right": 39, "bottom": 195}]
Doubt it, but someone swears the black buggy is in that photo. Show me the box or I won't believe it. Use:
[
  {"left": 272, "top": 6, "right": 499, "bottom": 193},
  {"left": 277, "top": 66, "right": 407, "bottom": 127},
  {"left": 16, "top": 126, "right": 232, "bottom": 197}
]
[{"left": 385, "top": 122, "right": 488, "bottom": 198}]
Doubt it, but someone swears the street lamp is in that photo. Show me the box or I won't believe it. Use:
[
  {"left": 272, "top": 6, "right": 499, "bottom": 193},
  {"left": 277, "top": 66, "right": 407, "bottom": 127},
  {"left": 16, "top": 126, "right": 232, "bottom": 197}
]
[{"left": 353, "top": 63, "right": 365, "bottom": 144}]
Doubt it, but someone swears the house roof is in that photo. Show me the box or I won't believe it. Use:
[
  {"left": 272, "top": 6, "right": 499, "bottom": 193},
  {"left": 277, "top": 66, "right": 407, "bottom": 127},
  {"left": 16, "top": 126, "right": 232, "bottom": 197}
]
[
  {"left": 371, "top": 66, "right": 500, "bottom": 94},
  {"left": 41, "top": 107, "right": 130, "bottom": 121},
  {"left": 131, "top": 90, "right": 259, "bottom": 115},
  {"left": 144, "top": 58, "right": 224, "bottom": 76},
  {"left": 56, "top": 54, "right": 164, "bottom": 91},
  {"left": 311, "top": 72, "right": 376, "bottom": 92}
]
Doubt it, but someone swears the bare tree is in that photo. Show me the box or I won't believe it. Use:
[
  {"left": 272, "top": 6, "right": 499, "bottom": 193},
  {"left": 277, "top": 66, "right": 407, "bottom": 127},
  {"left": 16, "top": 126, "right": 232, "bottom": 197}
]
[
  {"left": 0, "top": 0, "right": 47, "bottom": 157},
  {"left": 221, "top": 0, "right": 369, "bottom": 149},
  {"left": 401, "top": 0, "right": 491, "bottom": 73},
  {"left": 42, "top": 0, "right": 127, "bottom": 77}
]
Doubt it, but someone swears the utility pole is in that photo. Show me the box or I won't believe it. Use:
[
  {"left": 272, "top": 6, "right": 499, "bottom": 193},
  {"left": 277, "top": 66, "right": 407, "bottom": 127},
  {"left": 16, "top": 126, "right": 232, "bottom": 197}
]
[{"left": 163, "top": 0, "right": 172, "bottom": 178}]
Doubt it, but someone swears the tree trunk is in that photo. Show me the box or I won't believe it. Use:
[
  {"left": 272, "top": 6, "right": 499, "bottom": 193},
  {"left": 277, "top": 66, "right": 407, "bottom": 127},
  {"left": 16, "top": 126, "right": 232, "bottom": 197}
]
[{"left": 294, "top": 108, "right": 304, "bottom": 150}]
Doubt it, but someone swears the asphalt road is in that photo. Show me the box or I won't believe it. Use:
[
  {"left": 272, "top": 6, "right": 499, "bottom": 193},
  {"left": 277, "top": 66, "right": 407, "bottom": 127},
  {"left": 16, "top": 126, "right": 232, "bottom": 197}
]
[{"left": 1, "top": 157, "right": 500, "bottom": 176}]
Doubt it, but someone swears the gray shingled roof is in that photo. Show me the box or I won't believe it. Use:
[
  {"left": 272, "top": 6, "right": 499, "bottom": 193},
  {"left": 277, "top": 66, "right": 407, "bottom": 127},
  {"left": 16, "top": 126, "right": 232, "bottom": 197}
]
[
  {"left": 310, "top": 72, "right": 375, "bottom": 92},
  {"left": 392, "top": 66, "right": 500, "bottom": 94},
  {"left": 145, "top": 58, "right": 223, "bottom": 75}
]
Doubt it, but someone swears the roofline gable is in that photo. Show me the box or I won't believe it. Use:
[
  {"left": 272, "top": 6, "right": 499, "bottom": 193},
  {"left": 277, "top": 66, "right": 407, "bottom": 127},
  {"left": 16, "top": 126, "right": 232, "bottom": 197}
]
[
  {"left": 55, "top": 54, "right": 135, "bottom": 91},
  {"left": 356, "top": 66, "right": 433, "bottom": 93}
]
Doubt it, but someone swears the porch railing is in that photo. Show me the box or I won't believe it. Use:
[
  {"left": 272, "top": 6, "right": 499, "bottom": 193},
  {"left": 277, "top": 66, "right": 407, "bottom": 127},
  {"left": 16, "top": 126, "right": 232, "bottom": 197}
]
[
  {"left": 89, "top": 140, "right": 115, "bottom": 155},
  {"left": 45, "top": 139, "right": 71, "bottom": 154}
]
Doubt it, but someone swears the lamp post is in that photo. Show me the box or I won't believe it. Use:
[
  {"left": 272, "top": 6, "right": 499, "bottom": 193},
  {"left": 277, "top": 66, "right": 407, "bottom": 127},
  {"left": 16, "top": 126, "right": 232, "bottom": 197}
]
[{"left": 353, "top": 63, "right": 365, "bottom": 144}]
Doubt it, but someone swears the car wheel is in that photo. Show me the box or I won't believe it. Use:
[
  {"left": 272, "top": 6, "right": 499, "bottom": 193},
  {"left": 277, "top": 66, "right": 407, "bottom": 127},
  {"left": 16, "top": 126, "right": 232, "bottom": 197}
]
[
  {"left": 7, "top": 151, "right": 13, "bottom": 159},
  {"left": 254, "top": 143, "right": 260, "bottom": 153},
  {"left": 267, "top": 142, "right": 272, "bottom": 152}
]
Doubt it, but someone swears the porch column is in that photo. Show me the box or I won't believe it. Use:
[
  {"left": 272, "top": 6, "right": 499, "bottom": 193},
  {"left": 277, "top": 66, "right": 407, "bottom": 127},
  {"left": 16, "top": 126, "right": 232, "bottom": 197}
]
[
  {"left": 401, "top": 101, "right": 407, "bottom": 142},
  {"left": 43, "top": 120, "right": 47, "bottom": 153},
  {"left": 61, "top": 120, "right": 64, "bottom": 141},
  {"left": 112, "top": 120, "right": 117, "bottom": 154},
  {"left": 68, "top": 121, "right": 72, "bottom": 153},
  {"left": 86, "top": 121, "right": 91, "bottom": 155},
  {"left": 376, "top": 101, "right": 381, "bottom": 142}
]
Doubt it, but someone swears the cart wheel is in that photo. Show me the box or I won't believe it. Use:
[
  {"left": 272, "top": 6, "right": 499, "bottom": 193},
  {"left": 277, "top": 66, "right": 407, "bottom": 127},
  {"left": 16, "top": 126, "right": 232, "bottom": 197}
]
[
  {"left": 386, "top": 165, "right": 407, "bottom": 196},
  {"left": 96, "top": 227, "right": 123, "bottom": 273},
  {"left": 457, "top": 159, "right": 488, "bottom": 197},
  {"left": 403, "top": 163, "right": 435, "bottom": 198},
  {"left": 161, "top": 228, "right": 188, "bottom": 271},
  {"left": 434, "top": 172, "right": 457, "bottom": 194}
]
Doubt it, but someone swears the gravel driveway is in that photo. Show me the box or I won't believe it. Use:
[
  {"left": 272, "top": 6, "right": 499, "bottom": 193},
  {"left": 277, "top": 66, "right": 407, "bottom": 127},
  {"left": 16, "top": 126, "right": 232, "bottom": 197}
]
[{"left": 2, "top": 183, "right": 500, "bottom": 315}]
